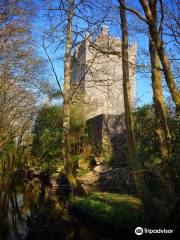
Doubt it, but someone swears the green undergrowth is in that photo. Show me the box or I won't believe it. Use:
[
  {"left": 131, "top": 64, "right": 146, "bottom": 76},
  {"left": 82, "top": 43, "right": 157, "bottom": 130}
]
[{"left": 71, "top": 192, "right": 143, "bottom": 229}]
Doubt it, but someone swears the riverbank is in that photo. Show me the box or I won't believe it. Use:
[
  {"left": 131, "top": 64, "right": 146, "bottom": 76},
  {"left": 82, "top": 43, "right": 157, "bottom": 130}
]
[{"left": 70, "top": 192, "right": 143, "bottom": 234}]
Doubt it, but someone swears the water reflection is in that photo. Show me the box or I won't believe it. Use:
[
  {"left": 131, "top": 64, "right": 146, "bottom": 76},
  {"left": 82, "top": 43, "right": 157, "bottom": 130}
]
[
  {"left": 0, "top": 178, "right": 41, "bottom": 239},
  {"left": 0, "top": 177, "right": 106, "bottom": 240}
]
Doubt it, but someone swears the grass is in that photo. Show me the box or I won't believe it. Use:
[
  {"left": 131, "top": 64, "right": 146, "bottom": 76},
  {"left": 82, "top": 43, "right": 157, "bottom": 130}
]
[{"left": 71, "top": 192, "right": 143, "bottom": 229}]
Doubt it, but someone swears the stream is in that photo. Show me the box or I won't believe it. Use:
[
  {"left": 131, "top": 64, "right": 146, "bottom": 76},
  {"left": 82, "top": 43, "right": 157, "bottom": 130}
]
[{"left": 0, "top": 176, "right": 113, "bottom": 240}]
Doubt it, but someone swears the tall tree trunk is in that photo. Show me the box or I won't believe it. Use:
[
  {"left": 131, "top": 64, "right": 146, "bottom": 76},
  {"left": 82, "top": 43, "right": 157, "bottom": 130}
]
[
  {"left": 140, "top": 0, "right": 178, "bottom": 221},
  {"left": 119, "top": 0, "right": 158, "bottom": 224},
  {"left": 149, "top": 38, "right": 175, "bottom": 199},
  {"left": 150, "top": 39, "right": 171, "bottom": 159},
  {"left": 148, "top": 2, "right": 171, "bottom": 162},
  {"left": 62, "top": 0, "right": 85, "bottom": 196},
  {"left": 119, "top": 2, "right": 136, "bottom": 165},
  {"left": 139, "top": 0, "right": 180, "bottom": 115},
  {"left": 63, "top": 0, "right": 74, "bottom": 175},
  {"left": 148, "top": 0, "right": 175, "bottom": 203}
]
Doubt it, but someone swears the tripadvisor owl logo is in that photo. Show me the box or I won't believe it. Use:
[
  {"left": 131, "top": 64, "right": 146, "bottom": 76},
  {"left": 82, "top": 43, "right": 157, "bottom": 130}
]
[
  {"left": 135, "top": 227, "right": 174, "bottom": 235},
  {"left": 135, "top": 227, "right": 143, "bottom": 235}
]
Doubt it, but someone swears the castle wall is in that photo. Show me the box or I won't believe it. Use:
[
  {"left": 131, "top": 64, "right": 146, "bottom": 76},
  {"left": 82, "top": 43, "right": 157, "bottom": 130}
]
[
  {"left": 87, "top": 114, "right": 127, "bottom": 165},
  {"left": 71, "top": 27, "right": 136, "bottom": 120},
  {"left": 85, "top": 41, "right": 124, "bottom": 119}
]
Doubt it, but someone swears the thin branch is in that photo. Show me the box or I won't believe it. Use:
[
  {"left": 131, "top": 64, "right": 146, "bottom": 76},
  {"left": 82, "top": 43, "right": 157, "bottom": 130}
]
[
  {"left": 159, "top": 0, "right": 164, "bottom": 39},
  {"left": 41, "top": 42, "right": 64, "bottom": 98}
]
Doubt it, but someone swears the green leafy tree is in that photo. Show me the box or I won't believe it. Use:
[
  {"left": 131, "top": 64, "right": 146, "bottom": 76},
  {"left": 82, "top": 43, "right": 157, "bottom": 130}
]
[
  {"left": 32, "top": 105, "right": 87, "bottom": 173},
  {"left": 32, "top": 106, "right": 63, "bottom": 162}
]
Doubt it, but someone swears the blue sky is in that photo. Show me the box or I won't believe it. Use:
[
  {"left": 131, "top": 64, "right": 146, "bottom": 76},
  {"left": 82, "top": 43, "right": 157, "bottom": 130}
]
[{"left": 33, "top": 0, "right": 177, "bottom": 107}]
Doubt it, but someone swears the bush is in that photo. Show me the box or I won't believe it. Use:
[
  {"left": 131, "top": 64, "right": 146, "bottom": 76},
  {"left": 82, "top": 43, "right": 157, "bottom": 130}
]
[{"left": 32, "top": 105, "right": 90, "bottom": 173}]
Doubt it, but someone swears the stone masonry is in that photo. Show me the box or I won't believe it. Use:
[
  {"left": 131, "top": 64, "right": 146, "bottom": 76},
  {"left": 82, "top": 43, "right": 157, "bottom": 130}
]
[
  {"left": 71, "top": 26, "right": 136, "bottom": 159},
  {"left": 71, "top": 26, "right": 136, "bottom": 120}
]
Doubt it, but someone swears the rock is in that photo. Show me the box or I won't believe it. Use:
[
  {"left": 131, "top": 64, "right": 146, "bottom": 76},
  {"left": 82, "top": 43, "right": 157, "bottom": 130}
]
[
  {"left": 77, "top": 171, "right": 99, "bottom": 191},
  {"left": 93, "top": 165, "right": 110, "bottom": 174},
  {"left": 77, "top": 166, "right": 136, "bottom": 194}
]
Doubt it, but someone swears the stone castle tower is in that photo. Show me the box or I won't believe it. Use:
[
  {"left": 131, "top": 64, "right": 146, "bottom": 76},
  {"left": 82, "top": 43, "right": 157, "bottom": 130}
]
[
  {"left": 71, "top": 26, "right": 136, "bottom": 120},
  {"left": 71, "top": 28, "right": 137, "bottom": 190}
]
